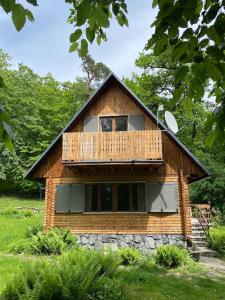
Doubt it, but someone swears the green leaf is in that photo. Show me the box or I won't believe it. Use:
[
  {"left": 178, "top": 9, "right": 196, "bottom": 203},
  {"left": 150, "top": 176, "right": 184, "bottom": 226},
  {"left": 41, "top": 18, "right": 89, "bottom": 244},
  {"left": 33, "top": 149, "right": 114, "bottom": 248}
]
[
  {"left": 172, "top": 42, "right": 187, "bottom": 60},
  {"left": 181, "top": 28, "right": 193, "bottom": 39},
  {"left": 192, "top": 63, "right": 206, "bottom": 82},
  {"left": 175, "top": 66, "right": 189, "bottom": 83},
  {"left": 199, "top": 38, "right": 209, "bottom": 48},
  {"left": 172, "top": 87, "right": 184, "bottom": 104},
  {"left": 0, "top": 0, "right": 15, "bottom": 13},
  {"left": 25, "top": 9, "right": 34, "bottom": 22},
  {"left": 0, "top": 75, "right": 5, "bottom": 88},
  {"left": 12, "top": 4, "right": 26, "bottom": 31},
  {"left": 26, "top": 0, "right": 38, "bottom": 5},
  {"left": 76, "top": 1, "right": 91, "bottom": 26},
  {"left": 205, "top": 63, "right": 223, "bottom": 81},
  {"left": 207, "top": 26, "right": 222, "bottom": 44},
  {"left": 79, "top": 39, "right": 88, "bottom": 57},
  {"left": 168, "top": 26, "right": 179, "bottom": 39},
  {"left": 112, "top": 3, "right": 119, "bottom": 15},
  {"left": 86, "top": 27, "right": 95, "bottom": 43},
  {"left": 205, "top": 130, "right": 219, "bottom": 147},
  {"left": 97, "top": 35, "right": 101, "bottom": 45},
  {"left": 153, "top": 39, "right": 168, "bottom": 55},
  {"left": 183, "top": 97, "right": 192, "bottom": 117},
  {"left": 152, "top": 0, "right": 158, "bottom": 8},
  {"left": 206, "top": 46, "right": 223, "bottom": 59},
  {"left": 203, "top": 3, "right": 220, "bottom": 24},
  {"left": 95, "top": 7, "right": 109, "bottom": 27},
  {"left": 69, "top": 42, "right": 78, "bottom": 52},
  {"left": 70, "top": 29, "right": 82, "bottom": 43}
]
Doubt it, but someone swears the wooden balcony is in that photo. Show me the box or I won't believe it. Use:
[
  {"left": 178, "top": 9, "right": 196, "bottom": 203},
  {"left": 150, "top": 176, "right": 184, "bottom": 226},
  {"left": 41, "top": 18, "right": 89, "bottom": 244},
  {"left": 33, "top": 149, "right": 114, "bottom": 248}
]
[{"left": 62, "top": 130, "right": 163, "bottom": 166}]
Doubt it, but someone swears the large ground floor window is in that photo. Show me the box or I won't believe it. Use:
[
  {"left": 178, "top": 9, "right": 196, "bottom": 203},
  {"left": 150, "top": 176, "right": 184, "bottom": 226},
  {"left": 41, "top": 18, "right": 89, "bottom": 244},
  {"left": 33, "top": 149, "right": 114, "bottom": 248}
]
[{"left": 85, "top": 183, "right": 145, "bottom": 212}]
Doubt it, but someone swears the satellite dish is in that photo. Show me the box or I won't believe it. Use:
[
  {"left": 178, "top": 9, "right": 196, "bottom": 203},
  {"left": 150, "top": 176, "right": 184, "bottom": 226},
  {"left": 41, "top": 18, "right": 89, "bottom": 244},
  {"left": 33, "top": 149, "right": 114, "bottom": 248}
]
[{"left": 165, "top": 111, "right": 178, "bottom": 134}]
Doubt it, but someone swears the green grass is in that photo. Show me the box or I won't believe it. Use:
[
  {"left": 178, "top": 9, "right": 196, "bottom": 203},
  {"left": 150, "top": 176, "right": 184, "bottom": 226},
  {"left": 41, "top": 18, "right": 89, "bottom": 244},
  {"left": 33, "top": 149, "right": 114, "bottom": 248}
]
[
  {"left": 0, "top": 196, "right": 44, "bottom": 252},
  {"left": 1, "top": 195, "right": 225, "bottom": 299},
  {"left": 119, "top": 267, "right": 225, "bottom": 300},
  {"left": 0, "top": 255, "right": 24, "bottom": 292}
]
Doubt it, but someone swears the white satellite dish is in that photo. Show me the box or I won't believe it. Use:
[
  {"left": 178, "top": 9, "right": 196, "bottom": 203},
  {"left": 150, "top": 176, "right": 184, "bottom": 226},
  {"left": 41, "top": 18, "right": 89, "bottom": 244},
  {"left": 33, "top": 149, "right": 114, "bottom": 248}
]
[{"left": 165, "top": 111, "right": 178, "bottom": 134}]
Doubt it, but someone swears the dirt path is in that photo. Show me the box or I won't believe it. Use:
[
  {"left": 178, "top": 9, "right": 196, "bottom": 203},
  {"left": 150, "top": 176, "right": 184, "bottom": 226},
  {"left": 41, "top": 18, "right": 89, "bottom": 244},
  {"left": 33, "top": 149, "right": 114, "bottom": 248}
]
[{"left": 199, "top": 256, "right": 225, "bottom": 279}]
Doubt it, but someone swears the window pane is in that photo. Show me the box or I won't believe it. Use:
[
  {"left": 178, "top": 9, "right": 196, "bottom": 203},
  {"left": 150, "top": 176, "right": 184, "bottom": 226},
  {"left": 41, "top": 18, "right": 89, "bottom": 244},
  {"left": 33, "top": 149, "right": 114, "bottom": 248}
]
[
  {"left": 100, "top": 185, "right": 112, "bottom": 211},
  {"left": 85, "top": 185, "right": 98, "bottom": 211},
  {"left": 115, "top": 116, "right": 128, "bottom": 131},
  {"left": 132, "top": 184, "right": 145, "bottom": 212},
  {"left": 100, "top": 117, "right": 112, "bottom": 132},
  {"left": 117, "top": 184, "right": 130, "bottom": 211}
]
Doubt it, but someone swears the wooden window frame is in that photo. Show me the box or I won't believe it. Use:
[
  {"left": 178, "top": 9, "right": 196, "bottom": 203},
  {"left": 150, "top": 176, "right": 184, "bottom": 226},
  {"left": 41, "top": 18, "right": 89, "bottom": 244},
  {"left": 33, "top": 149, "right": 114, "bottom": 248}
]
[
  {"left": 85, "top": 182, "right": 145, "bottom": 213},
  {"left": 99, "top": 115, "right": 128, "bottom": 132}
]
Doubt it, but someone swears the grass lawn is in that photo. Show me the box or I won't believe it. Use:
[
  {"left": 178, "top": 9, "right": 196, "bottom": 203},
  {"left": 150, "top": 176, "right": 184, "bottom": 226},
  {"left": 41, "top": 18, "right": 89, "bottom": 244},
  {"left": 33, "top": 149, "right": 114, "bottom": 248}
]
[
  {"left": 120, "top": 267, "right": 225, "bottom": 300},
  {"left": 1, "top": 195, "right": 225, "bottom": 299},
  {"left": 0, "top": 196, "right": 44, "bottom": 252}
]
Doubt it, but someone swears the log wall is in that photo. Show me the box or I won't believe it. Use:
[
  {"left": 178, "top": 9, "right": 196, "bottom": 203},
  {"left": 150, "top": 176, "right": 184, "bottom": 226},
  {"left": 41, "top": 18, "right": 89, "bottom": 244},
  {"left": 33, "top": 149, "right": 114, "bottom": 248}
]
[{"left": 44, "top": 173, "right": 192, "bottom": 235}]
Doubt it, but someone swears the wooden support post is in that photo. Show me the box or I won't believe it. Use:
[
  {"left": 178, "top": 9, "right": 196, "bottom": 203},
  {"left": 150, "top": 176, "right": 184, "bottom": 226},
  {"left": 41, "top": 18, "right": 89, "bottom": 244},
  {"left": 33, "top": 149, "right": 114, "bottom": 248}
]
[{"left": 179, "top": 169, "right": 188, "bottom": 240}]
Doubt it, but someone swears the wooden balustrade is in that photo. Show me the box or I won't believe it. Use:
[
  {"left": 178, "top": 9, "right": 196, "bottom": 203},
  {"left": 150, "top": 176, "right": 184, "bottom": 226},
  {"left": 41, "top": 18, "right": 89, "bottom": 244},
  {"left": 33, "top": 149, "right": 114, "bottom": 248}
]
[{"left": 62, "top": 130, "right": 162, "bottom": 163}]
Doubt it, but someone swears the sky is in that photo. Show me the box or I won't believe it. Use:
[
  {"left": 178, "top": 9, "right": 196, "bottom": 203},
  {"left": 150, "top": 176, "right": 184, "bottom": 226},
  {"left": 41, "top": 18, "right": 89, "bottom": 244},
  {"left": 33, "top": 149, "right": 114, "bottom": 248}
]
[{"left": 0, "top": 1, "right": 156, "bottom": 82}]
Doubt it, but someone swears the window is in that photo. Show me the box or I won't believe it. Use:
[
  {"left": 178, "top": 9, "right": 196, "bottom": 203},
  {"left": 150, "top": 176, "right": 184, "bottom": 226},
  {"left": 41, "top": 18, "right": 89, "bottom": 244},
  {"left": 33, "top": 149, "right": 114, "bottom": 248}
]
[
  {"left": 85, "top": 183, "right": 145, "bottom": 212},
  {"left": 117, "top": 184, "right": 130, "bottom": 211},
  {"left": 100, "top": 117, "right": 113, "bottom": 132},
  {"left": 100, "top": 185, "right": 113, "bottom": 211},
  {"left": 100, "top": 116, "right": 128, "bottom": 132}
]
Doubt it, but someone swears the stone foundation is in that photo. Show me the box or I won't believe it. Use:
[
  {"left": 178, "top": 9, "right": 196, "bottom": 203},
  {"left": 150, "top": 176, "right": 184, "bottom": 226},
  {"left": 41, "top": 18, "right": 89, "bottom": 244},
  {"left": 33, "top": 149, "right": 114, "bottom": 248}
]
[{"left": 76, "top": 234, "right": 185, "bottom": 251}]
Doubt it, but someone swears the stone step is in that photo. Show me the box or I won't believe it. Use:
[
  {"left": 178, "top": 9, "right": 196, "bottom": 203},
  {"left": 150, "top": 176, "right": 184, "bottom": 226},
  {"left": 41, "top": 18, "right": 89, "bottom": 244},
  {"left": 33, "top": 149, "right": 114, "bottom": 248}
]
[
  {"left": 192, "top": 241, "right": 208, "bottom": 247},
  {"left": 190, "top": 236, "right": 207, "bottom": 242},
  {"left": 190, "top": 247, "right": 217, "bottom": 260},
  {"left": 191, "top": 230, "right": 205, "bottom": 236}
]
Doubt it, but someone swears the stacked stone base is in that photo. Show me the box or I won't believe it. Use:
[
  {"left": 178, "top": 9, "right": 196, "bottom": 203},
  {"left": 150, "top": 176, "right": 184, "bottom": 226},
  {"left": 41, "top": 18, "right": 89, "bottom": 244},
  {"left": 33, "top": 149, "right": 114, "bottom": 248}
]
[{"left": 77, "top": 234, "right": 185, "bottom": 251}]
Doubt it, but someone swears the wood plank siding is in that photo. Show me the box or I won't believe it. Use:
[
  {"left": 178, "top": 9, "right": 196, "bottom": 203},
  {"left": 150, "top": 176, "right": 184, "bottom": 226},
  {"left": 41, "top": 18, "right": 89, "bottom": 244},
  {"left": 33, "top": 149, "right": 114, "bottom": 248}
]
[
  {"left": 44, "top": 175, "right": 192, "bottom": 235},
  {"left": 30, "top": 81, "right": 205, "bottom": 236}
]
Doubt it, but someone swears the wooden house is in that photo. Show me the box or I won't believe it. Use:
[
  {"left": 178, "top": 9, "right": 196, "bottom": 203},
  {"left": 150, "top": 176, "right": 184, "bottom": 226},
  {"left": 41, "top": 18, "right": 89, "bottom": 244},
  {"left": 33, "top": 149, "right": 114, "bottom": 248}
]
[{"left": 25, "top": 73, "right": 210, "bottom": 250}]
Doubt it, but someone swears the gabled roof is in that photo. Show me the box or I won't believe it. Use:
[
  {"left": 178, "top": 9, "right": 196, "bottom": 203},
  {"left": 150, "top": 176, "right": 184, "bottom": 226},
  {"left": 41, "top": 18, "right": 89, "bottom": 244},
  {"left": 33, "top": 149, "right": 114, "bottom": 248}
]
[{"left": 25, "top": 72, "right": 210, "bottom": 180}]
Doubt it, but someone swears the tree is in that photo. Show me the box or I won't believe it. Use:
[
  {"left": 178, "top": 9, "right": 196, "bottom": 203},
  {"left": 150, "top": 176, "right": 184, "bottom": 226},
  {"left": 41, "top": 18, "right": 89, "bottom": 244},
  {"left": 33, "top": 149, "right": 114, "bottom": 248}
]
[
  {"left": 1, "top": 0, "right": 225, "bottom": 146},
  {"left": 125, "top": 51, "right": 225, "bottom": 208},
  {"left": 0, "top": 49, "right": 92, "bottom": 193},
  {"left": 81, "top": 55, "right": 111, "bottom": 89}
]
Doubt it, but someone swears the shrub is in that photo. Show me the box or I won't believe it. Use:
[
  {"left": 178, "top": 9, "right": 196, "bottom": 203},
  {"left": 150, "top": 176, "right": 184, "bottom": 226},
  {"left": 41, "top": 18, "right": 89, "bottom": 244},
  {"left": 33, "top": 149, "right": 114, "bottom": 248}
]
[
  {"left": 2, "top": 248, "right": 122, "bottom": 300},
  {"left": 208, "top": 227, "right": 225, "bottom": 256},
  {"left": 29, "top": 227, "right": 77, "bottom": 255},
  {"left": 10, "top": 227, "right": 77, "bottom": 255},
  {"left": 25, "top": 223, "right": 43, "bottom": 238},
  {"left": 9, "top": 239, "right": 30, "bottom": 254},
  {"left": 95, "top": 249, "right": 122, "bottom": 277},
  {"left": 117, "top": 247, "right": 142, "bottom": 265},
  {"left": 154, "top": 245, "right": 193, "bottom": 269},
  {"left": 0, "top": 207, "right": 35, "bottom": 218}
]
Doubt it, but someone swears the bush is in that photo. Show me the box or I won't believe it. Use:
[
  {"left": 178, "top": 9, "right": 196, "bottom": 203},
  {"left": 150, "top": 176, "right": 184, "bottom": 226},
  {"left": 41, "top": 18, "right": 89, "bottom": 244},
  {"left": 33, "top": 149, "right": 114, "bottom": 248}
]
[
  {"left": 95, "top": 249, "right": 122, "bottom": 277},
  {"left": 208, "top": 226, "right": 225, "bottom": 256},
  {"left": 154, "top": 245, "right": 193, "bottom": 269},
  {"left": 25, "top": 223, "right": 43, "bottom": 238},
  {"left": 29, "top": 227, "right": 77, "bottom": 255},
  {"left": 0, "top": 207, "right": 35, "bottom": 218},
  {"left": 2, "top": 248, "right": 123, "bottom": 300},
  {"left": 117, "top": 247, "right": 142, "bottom": 265},
  {"left": 10, "top": 227, "right": 77, "bottom": 255}
]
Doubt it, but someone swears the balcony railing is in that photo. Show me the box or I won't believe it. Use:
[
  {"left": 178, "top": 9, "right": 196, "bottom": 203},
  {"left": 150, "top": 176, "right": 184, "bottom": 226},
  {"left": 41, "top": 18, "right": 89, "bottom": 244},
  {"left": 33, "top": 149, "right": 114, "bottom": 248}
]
[{"left": 62, "top": 130, "right": 162, "bottom": 163}]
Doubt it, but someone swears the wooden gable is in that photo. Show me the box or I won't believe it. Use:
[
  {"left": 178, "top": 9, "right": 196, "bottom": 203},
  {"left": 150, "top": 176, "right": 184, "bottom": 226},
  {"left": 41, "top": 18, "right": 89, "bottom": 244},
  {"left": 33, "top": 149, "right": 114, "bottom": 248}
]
[{"left": 29, "top": 78, "right": 207, "bottom": 182}]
